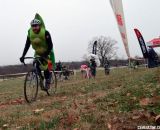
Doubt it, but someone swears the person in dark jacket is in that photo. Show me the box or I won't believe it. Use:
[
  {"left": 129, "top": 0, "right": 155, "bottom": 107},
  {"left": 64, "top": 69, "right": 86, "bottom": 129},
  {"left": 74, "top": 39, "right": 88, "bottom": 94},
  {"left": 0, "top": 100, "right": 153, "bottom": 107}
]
[
  {"left": 104, "top": 58, "right": 110, "bottom": 75},
  {"left": 89, "top": 58, "right": 97, "bottom": 78},
  {"left": 148, "top": 46, "right": 159, "bottom": 68}
]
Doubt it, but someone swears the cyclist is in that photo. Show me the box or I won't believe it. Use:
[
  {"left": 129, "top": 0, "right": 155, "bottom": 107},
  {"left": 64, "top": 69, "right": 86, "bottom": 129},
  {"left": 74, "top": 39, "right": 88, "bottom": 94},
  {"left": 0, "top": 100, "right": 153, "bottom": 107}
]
[{"left": 20, "top": 13, "right": 55, "bottom": 90}]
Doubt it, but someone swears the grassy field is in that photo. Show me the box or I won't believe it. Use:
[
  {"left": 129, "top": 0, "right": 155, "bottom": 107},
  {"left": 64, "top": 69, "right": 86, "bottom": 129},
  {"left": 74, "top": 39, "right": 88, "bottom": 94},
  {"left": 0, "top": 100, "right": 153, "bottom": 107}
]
[{"left": 0, "top": 67, "right": 160, "bottom": 130}]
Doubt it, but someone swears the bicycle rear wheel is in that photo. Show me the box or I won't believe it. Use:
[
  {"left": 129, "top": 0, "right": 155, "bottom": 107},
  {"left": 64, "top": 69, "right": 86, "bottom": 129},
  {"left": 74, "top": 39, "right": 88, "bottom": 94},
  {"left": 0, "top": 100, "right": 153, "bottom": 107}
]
[
  {"left": 47, "top": 71, "right": 57, "bottom": 96},
  {"left": 24, "top": 69, "right": 38, "bottom": 103}
]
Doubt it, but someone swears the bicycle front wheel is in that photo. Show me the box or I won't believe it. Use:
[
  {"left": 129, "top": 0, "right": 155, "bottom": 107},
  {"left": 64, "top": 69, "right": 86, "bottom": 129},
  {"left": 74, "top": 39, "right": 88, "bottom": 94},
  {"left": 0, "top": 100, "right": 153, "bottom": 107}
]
[
  {"left": 24, "top": 70, "right": 38, "bottom": 103},
  {"left": 47, "top": 71, "right": 57, "bottom": 96}
]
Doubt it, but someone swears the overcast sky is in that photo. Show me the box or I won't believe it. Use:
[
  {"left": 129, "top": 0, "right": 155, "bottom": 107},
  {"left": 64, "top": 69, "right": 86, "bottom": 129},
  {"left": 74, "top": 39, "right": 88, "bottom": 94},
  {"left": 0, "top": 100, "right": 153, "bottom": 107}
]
[{"left": 0, "top": 0, "right": 160, "bottom": 65}]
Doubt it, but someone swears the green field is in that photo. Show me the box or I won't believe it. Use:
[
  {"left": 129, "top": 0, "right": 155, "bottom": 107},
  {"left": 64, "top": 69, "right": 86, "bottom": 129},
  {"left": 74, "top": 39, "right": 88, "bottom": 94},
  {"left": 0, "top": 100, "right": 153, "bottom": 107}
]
[{"left": 0, "top": 67, "right": 160, "bottom": 130}]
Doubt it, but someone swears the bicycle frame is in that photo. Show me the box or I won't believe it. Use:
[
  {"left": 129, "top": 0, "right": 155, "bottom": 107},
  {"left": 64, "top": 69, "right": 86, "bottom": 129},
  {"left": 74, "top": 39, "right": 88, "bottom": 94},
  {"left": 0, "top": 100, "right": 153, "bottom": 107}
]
[
  {"left": 24, "top": 57, "right": 48, "bottom": 89},
  {"left": 24, "top": 56, "right": 47, "bottom": 73}
]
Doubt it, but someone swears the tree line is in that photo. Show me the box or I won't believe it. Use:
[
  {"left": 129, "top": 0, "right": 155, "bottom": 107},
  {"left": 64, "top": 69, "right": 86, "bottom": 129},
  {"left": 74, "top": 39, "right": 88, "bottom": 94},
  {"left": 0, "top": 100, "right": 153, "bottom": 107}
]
[{"left": 0, "top": 59, "right": 145, "bottom": 75}]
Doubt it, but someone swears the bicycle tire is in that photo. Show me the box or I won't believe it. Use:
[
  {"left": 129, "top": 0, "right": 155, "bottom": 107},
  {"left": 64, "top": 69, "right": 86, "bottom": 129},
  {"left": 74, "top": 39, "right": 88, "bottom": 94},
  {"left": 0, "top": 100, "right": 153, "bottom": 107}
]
[
  {"left": 47, "top": 71, "right": 57, "bottom": 96},
  {"left": 24, "top": 69, "right": 38, "bottom": 103}
]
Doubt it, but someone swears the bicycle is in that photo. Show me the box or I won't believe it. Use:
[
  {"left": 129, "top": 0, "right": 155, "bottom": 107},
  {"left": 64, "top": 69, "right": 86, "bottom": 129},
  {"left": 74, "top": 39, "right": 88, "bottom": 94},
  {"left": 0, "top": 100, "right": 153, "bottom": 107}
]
[{"left": 23, "top": 57, "right": 57, "bottom": 103}]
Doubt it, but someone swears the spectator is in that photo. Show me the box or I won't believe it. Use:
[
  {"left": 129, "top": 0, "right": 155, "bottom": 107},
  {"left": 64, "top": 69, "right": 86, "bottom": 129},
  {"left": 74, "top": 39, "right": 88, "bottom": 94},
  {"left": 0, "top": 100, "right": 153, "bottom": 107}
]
[
  {"left": 104, "top": 58, "right": 110, "bottom": 75},
  {"left": 89, "top": 58, "right": 97, "bottom": 78},
  {"left": 148, "top": 46, "right": 159, "bottom": 68}
]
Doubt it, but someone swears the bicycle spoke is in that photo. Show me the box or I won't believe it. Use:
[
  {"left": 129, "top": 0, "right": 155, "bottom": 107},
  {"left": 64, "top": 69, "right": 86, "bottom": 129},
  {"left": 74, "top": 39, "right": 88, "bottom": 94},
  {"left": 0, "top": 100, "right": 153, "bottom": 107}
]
[{"left": 24, "top": 71, "right": 38, "bottom": 103}]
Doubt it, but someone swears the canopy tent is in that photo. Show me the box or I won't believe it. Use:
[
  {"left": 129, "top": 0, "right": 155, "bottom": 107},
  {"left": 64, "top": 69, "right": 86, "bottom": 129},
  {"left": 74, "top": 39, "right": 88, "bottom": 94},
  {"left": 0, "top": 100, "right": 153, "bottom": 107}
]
[{"left": 146, "top": 38, "right": 160, "bottom": 48}]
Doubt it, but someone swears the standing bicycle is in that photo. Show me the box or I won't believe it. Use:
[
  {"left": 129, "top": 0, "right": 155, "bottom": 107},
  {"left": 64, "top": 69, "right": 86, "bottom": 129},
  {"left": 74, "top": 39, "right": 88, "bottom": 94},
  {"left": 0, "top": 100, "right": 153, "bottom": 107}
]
[{"left": 23, "top": 57, "right": 57, "bottom": 103}]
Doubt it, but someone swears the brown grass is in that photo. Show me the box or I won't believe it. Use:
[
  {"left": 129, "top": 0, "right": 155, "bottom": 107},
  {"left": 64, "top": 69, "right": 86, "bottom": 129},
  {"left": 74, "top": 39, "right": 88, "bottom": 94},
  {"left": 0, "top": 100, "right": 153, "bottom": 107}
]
[{"left": 0, "top": 68, "right": 159, "bottom": 129}]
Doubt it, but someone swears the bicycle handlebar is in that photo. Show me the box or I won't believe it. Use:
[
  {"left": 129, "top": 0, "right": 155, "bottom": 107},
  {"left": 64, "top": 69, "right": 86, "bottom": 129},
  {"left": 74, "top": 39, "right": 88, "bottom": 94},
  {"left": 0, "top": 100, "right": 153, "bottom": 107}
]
[
  {"left": 24, "top": 57, "right": 35, "bottom": 59},
  {"left": 23, "top": 56, "right": 47, "bottom": 66},
  {"left": 22, "top": 57, "right": 34, "bottom": 66}
]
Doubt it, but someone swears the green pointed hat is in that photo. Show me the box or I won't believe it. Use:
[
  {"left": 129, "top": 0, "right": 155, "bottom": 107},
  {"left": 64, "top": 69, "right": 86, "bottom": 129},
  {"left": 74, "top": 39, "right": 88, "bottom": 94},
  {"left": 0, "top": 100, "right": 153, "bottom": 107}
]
[{"left": 34, "top": 13, "right": 45, "bottom": 28}]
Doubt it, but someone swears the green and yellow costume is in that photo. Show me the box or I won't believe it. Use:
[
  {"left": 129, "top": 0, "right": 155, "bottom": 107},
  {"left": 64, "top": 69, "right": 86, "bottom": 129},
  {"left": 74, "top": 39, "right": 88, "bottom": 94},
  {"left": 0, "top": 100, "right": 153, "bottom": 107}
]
[{"left": 28, "top": 13, "right": 55, "bottom": 70}]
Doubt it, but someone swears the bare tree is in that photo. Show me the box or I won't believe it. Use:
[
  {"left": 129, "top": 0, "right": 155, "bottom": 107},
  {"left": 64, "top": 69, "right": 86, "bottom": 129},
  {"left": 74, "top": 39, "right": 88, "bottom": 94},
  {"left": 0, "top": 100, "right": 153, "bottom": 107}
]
[{"left": 88, "top": 36, "right": 117, "bottom": 66}]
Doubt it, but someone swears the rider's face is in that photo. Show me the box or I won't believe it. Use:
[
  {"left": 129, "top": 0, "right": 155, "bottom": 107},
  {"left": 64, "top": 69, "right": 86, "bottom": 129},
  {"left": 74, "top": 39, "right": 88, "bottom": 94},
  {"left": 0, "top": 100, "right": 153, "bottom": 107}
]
[{"left": 31, "top": 25, "right": 40, "bottom": 33}]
